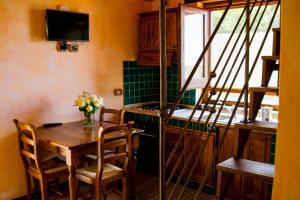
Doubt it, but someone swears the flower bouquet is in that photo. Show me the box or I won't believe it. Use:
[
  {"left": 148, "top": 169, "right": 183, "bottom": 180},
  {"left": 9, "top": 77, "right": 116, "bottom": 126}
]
[{"left": 74, "top": 92, "right": 104, "bottom": 127}]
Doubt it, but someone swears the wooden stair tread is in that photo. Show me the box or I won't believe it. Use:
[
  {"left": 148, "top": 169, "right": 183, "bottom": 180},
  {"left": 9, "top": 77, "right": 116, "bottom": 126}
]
[
  {"left": 217, "top": 158, "right": 274, "bottom": 181},
  {"left": 249, "top": 86, "right": 278, "bottom": 93},
  {"left": 235, "top": 121, "right": 277, "bottom": 133},
  {"left": 261, "top": 55, "right": 279, "bottom": 61}
]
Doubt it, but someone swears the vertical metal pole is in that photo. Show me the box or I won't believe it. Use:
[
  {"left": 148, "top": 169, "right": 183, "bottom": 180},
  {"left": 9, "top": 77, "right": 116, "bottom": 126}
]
[
  {"left": 159, "top": 0, "right": 167, "bottom": 200},
  {"left": 244, "top": 0, "right": 250, "bottom": 123}
]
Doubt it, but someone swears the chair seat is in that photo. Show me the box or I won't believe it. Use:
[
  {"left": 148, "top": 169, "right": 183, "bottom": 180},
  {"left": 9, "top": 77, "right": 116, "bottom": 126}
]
[
  {"left": 29, "top": 156, "right": 68, "bottom": 175},
  {"left": 76, "top": 163, "right": 123, "bottom": 184}
]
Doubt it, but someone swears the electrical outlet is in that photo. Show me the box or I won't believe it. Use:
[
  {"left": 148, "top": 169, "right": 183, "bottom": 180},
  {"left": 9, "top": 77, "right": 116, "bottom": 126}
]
[{"left": 113, "top": 88, "right": 123, "bottom": 96}]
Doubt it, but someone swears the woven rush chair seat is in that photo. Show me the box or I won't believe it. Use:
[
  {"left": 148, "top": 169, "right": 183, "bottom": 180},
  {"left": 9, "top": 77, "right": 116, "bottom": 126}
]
[
  {"left": 77, "top": 163, "right": 123, "bottom": 184},
  {"left": 28, "top": 157, "right": 68, "bottom": 175}
]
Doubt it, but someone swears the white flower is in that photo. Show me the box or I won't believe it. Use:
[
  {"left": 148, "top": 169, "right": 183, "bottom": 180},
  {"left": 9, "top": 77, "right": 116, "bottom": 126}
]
[
  {"left": 98, "top": 97, "right": 104, "bottom": 106},
  {"left": 86, "top": 105, "right": 93, "bottom": 112},
  {"left": 94, "top": 97, "right": 104, "bottom": 108},
  {"left": 94, "top": 101, "right": 101, "bottom": 108},
  {"left": 91, "top": 95, "right": 97, "bottom": 102}
]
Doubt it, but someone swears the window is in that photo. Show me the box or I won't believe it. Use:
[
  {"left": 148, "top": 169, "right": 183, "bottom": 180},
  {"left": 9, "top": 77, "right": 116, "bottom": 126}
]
[
  {"left": 180, "top": 5, "right": 209, "bottom": 89},
  {"left": 210, "top": 5, "right": 280, "bottom": 106}
]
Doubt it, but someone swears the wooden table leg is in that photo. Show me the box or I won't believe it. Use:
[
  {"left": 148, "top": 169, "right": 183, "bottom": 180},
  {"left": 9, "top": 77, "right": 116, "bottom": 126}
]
[
  {"left": 66, "top": 150, "right": 79, "bottom": 200},
  {"left": 130, "top": 148, "right": 138, "bottom": 200},
  {"left": 68, "top": 165, "right": 77, "bottom": 200}
]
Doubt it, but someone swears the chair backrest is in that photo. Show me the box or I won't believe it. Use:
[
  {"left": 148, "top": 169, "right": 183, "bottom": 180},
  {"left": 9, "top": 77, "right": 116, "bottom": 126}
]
[
  {"left": 96, "top": 122, "right": 133, "bottom": 181},
  {"left": 13, "top": 119, "right": 42, "bottom": 173},
  {"left": 99, "top": 107, "right": 125, "bottom": 126}
]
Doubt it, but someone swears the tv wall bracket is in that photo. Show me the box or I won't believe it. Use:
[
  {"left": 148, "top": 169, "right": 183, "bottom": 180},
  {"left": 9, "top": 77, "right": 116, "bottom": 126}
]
[
  {"left": 56, "top": 41, "right": 78, "bottom": 52},
  {"left": 57, "top": 41, "right": 68, "bottom": 51}
]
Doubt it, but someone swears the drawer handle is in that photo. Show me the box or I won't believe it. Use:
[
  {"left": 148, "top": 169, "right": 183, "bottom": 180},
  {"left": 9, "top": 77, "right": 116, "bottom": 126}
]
[{"left": 139, "top": 133, "right": 158, "bottom": 138}]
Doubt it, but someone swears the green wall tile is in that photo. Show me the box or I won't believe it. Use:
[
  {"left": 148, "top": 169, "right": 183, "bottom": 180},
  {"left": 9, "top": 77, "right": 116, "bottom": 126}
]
[{"left": 123, "top": 62, "right": 196, "bottom": 105}]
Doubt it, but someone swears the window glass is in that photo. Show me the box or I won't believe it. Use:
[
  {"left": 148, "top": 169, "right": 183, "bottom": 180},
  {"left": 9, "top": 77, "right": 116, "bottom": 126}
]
[
  {"left": 183, "top": 13, "right": 204, "bottom": 81},
  {"left": 180, "top": 6, "right": 209, "bottom": 89},
  {"left": 210, "top": 5, "right": 280, "bottom": 105}
]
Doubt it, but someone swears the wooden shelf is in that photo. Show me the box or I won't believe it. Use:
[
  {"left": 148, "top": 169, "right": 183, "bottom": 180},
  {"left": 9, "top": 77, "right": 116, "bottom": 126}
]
[
  {"left": 234, "top": 121, "right": 277, "bottom": 133},
  {"left": 217, "top": 157, "right": 274, "bottom": 181}
]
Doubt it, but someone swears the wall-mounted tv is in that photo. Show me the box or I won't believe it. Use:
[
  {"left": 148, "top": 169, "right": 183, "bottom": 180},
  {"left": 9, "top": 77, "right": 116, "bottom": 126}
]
[{"left": 46, "top": 9, "right": 89, "bottom": 41}]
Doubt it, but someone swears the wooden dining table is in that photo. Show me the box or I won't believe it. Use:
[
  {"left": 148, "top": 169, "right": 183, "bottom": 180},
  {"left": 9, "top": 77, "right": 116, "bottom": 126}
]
[{"left": 36, "top": 120, "right": 143, "bottom": 200}]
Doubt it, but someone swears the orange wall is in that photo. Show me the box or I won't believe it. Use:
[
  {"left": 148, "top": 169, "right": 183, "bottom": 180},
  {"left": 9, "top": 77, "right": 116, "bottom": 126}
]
[
  {"left": 0, "top": 0, "right": 151, "bottom": 198},
  {"left": 151, "top": 0, "right": 202, "bottom": 10},
  {"left": 272, "top": 0, "right": 300, "bottom": 199},
  {"left": 151, "top": 0, "right": 184, "bottom": 10}
]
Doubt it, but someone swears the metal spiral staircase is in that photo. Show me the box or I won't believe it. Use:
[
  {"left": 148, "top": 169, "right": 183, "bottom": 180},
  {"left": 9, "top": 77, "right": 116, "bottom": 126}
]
[{"left": 158, "top": 0, "right": 280, "bottom": 199}]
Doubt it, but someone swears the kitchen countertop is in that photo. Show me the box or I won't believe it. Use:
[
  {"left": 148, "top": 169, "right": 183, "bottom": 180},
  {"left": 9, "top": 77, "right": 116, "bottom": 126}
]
[
  {"left": 125, "top": 106, "right": 278, "bottom": 128},
  {"left": 171, "top": 109, "right": 240, "bottom": 127},
  {"left": 125, "top": 106, "right": 160, "bottom": 117}
]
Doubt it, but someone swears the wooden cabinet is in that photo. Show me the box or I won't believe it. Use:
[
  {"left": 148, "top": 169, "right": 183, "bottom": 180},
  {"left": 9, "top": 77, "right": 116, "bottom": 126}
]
[
  {"left": 187, "top": 131, "right": 215, "bottom": 185},
  {"left": 241, "top": 132, "right": 272, "bottom": 200},
  {"left": 139, "top": 13, "right": 159, "bottom": 51},
  {"left": 165, "top": 125, "right": 272, "bottom": 199},
  {"left": 138, "top": 8, "right": 178, "bottom": 66},
  {"left": 165, "top": 126, "right": 215, "bottom": 186},
  {"left": 217, "top": 127, "right": 272, "bottom": 200},
  {"left": 218, "top": 128, "right": 243, "bottom": 200},
  {"left": 165, "top": 127, "right": 185, "bottom": 176}
]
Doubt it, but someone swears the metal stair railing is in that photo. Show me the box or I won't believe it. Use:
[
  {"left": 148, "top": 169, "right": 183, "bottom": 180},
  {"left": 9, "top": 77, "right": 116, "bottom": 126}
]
[
  {"left": 158, "top": 0, "right": 281, "bottom": 199},
  {"left": 165, "top": 3, "right": 247, "bottom": 180},
  {"left": 165, "top": 0, "right": 265, "bottom": 176},
  {"left": 166, "top": 0, "right": 269, "bottom": 199},
  {"left": 170, "top": 1, "right": 272, "bottom": 199},
  {"left": 194, "top": 2, "right": 280, "bottom": 199}
]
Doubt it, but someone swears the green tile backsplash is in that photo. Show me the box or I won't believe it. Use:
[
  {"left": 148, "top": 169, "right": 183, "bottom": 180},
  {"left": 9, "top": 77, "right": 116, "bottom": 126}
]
[{"left": 123, "top": 61, "right": 196, "bottom": 105}]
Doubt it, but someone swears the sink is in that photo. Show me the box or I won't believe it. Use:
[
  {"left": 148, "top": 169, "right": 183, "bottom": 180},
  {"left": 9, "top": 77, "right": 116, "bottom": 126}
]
[{"left": 190, "top": 113, "right": 231, "bottom": 122}]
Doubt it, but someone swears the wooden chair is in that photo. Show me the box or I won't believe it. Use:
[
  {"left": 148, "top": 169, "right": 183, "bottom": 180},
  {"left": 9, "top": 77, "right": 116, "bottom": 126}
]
[
  {"left": 76, "top": 123, "right": 133, "bottom": 200},
  {"left": 13, "top": 119, "right": 68, "bottom": 200},
  {"left": 83, "top": 107, "right": 126, "bottom": 163},
  {"left": 99, "top": 106, "right": 125, "bottom": 126}
]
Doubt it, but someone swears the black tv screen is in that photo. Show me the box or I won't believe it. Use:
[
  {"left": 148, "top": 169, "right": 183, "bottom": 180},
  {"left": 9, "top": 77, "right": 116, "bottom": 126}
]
[{"left": 46, "top": 9, "right": 89, "bottom": 41}]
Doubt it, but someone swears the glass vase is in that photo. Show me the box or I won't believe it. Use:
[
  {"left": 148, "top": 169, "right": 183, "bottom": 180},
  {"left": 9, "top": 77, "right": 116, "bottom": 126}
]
[{"left": 83, "top": 111, "right": 94, "bottom": 127}]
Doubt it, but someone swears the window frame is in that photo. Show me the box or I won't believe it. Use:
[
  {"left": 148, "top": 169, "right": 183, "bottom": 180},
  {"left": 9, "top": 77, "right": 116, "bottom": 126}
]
[
  {"left": 204, "top": 6, "right": 280, "bottom": 110},
  {"left": 179, "top": 4, "right": 211, "bottom": 90}
]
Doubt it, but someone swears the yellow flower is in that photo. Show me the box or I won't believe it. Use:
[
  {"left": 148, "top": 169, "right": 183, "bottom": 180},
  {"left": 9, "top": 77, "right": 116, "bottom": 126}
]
[
  {"left": 74, "top": 99, "right": 80, "bottom": 106},
  {"left": 86, "top": 105, "right": 93, "bottom": 112},
  {"left": 74, "top": 93, "right": 103, "bottom": 111},
  {"left": 85, "top": 96, "right": 91, "bottom": 104},
  {"left": 74, "top": 96, "right": 86, "bottom": 108},
  {"left": 78, "top": 100, "right": 86, "bottom": 108}
]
